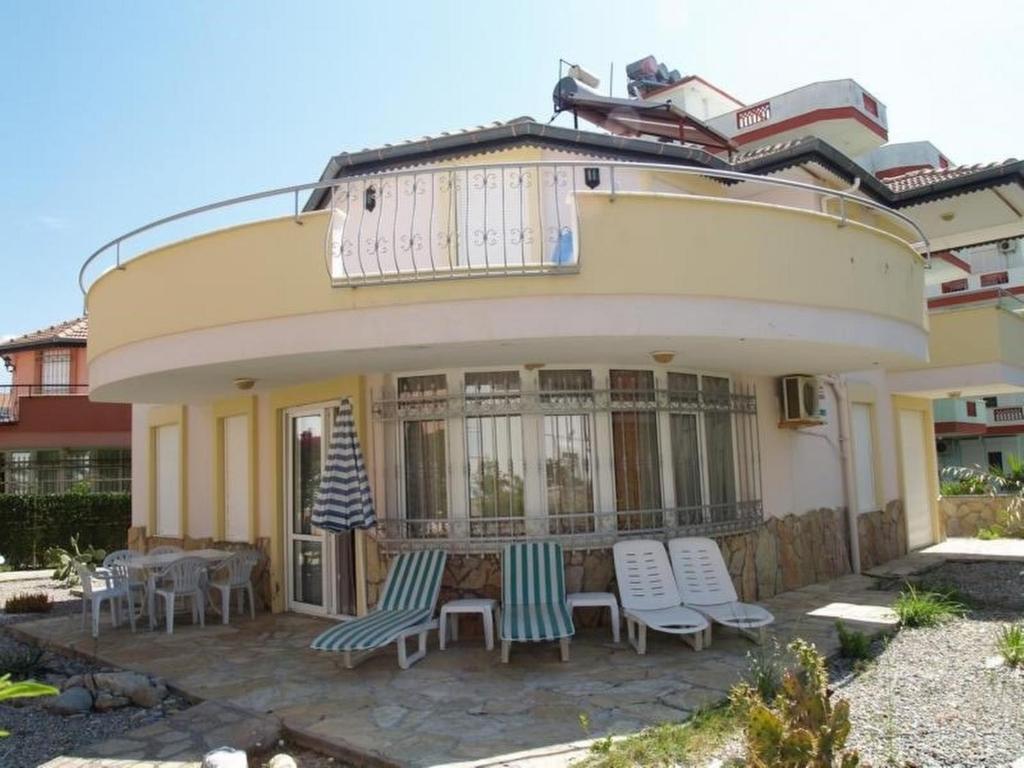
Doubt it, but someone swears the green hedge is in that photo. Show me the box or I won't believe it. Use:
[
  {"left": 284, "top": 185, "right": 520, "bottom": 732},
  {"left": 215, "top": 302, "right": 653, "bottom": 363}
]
[{"left": 0, "top": 493, "right": 132, "bottom": 568}]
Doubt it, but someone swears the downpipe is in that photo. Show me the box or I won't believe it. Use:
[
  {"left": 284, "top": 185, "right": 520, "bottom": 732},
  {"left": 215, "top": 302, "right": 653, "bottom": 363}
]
[{"left": 822, "top": 374, "right": 861, "bottom": 574}]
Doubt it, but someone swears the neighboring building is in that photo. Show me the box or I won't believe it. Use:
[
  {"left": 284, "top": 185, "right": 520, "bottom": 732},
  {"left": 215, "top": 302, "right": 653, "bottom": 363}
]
[
  {"left": 935, "top": 391, "right": 1024, "bottom": 473},
  {"left": 0, "top": 317, "right": 131, "bottom": 494},
  {"left": 78, "top": 57, "right": 1024, "bottom": 616}
]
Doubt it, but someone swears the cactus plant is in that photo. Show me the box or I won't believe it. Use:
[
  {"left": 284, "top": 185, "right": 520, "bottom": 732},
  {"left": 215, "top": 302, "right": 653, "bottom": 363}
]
[{"left": 731, "top": 639, "right": 861, "bottom": 767}]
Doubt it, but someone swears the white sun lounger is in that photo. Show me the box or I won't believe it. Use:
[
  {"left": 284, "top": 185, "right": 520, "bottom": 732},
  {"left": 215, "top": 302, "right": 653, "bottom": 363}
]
[
  {"left": 612, "top": 539, "right": 709, "bottom": 654},
  {"left": 668, "top": 536, "right": 774, "bottom": 644}
]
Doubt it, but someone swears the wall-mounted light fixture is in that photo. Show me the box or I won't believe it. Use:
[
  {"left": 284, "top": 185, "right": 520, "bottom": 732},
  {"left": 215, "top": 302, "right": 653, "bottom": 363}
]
[
  {"left": 651, "top": 351, "right": 675, "bottom": 365},
  {"left": 233, "top": 378, "right": 256, "bottom": 391},
  {"left": 364, "top": 185, "right": 377, "bottom": 213},
  {"left": 2, "top": 357, "right": 13, "bottom": 374}
]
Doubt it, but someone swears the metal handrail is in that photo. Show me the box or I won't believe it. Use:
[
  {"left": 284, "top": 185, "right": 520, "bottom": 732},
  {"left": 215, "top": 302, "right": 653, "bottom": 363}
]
[{"left": 79, "top": 160, "right": 932, "bottom": 295}]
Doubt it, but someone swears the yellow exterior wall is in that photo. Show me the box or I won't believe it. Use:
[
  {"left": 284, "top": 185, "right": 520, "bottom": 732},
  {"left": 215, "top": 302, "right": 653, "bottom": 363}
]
[
  {"left": 86, "top": 193, "right": 925, "bottom": 363},
  {"left": 212, "top": 395, "right": 258, "bottom": 542},
  {"left": 147, "top": 405, "right": 187, "bottom": 537},
  {"left": 924, "top": 306, "right": 1024, "bottom": 369},
  {"left": 891, "top": 394, "right": 941, "bottom": 545}
]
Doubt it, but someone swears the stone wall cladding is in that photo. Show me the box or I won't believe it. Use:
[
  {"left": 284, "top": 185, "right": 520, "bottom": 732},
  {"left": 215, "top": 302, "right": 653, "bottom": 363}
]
[
  {"left": 127, "top": 526, "right": 273, "bottom": 611},
  {"left": 856, "top": 499, "right": 907, "bottom": 571},
  {"left": 939, "top": 495, "right": 1010, "bottom": 537},
  {"left": 364, "top": 504, "right": 901, "bottom": 633}
]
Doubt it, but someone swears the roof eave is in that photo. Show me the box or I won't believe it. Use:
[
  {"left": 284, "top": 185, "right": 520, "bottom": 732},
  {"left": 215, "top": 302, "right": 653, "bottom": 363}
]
[{"left": 303, "top": 121, "right": 727, "bottom": 211}]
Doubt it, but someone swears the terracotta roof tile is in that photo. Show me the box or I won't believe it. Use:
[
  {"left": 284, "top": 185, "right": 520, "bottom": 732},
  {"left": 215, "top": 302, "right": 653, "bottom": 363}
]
[
  {"left": 0, "top": 316, "right": 88, "bottom": 352},
  {"left": 882, "top": 159, "right": 1019, "bottom": 193}
]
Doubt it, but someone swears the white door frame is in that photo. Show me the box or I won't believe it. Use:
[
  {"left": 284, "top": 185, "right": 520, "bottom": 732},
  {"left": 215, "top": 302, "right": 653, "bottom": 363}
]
[{"left": 283, "top": 403, "right": 356, "bottom": 618}]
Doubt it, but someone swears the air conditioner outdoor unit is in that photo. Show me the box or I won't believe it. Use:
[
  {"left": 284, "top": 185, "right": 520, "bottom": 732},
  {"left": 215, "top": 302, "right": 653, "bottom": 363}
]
[
  {"left": 998, "top": 239, "right": 1015, "bottom": 254},
  {"left": 779, "top": 375, "right": 825, "bottom": 427}
]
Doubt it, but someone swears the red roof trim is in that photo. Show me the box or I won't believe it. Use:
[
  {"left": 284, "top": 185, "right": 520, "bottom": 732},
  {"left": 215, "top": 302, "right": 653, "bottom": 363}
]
[
  {"left": 935, "top": 250, "right": 973, "bottom": 274},
  {"left": 640, "top": 75, "right": 746, "bottom": 107},
  {"left": 876, "top": 164, "right": 932, "bottom": 180},
  {"left": 927, "top": 285, "right": 1024, "bottom": 309},
  {"left": 984, "top": 424, "right": 1024, "bottom": 436},
  {"left": 732, "top": 106, "right": 887, "bottom": 146},
  {"left": 934, "top": 421, "right": 988, "bottom": 436}
]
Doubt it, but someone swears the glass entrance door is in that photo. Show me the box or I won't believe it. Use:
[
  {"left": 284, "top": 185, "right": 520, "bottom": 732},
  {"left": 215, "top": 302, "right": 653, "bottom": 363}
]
[
  {"left": 288, "top": 413, "right": 326, "bottom": 612},
  {"left": 285, "top": 407, "right": 358, "bottom": 616}
]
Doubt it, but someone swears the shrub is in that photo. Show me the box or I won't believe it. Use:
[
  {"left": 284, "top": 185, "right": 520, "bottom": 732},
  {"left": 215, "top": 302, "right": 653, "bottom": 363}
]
[
  {"left": 939, "top": 478, "right": 987, "bottom": 496},
  {"left": 835, "top": 622, "right": 871, "bottom": 661},
  {"left": 0, "top": 492, "right": 130, "bottom": 568},
  {"left": 0, "top": 674, "right": 58, "bottom": 737},
  {"left": 731, "top": 639, "right": 861, "bottom": 768},
  {"left": 997, "top": 623, "right": 1024, "bottom": 667},
  {"left": 745, "top": 637, "right": 786, "bottom": 702},
  {"left": 3, "top": 592, "right": 53, "bottom": 614},
  {"left": 0, "top": 646, "right": 44, "bottom": 681},
  {"left": 893, "top": 584, "right": 966, "bottom": 628}
]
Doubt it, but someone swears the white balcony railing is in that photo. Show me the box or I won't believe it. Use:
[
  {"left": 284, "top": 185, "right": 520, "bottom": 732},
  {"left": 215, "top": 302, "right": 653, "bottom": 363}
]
[
  {"left": 79, "top": 161, "right": 929, "bottom": 294},
  {"left": 992, "top": 406, "right": 1024, "bottom": 423}
]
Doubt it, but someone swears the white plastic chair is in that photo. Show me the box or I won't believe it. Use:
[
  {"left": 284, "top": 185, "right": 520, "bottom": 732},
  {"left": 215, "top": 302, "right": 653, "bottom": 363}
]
[
  {"left": 152, "top": 557, "right": 206, "bottom": 634},
  {"left": 100, "top": 550, "right": 147, "bottom": 617},
  {"left": 667, "top": 537, "right": 775, "bottom": 644},
  {"left": 78, "top": 563, "right": 136, "bottom": 639},
  {"left": 612, "top": 539, "right": 709, "bottom": 654},
  {"left": 207, "top": 550, "right": 261, "bottom": 624}
]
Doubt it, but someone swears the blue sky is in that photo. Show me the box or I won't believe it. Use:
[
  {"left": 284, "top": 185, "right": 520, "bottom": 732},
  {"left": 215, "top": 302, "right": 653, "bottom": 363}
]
[{"left": 1, "top": 0, "right": 1022, "bottom": 357}]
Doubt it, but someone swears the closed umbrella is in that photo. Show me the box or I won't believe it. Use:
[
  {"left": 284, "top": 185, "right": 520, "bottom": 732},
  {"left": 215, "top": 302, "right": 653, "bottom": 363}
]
[{"left": 311, "top": 398, "right": 377, "bottom": 531}]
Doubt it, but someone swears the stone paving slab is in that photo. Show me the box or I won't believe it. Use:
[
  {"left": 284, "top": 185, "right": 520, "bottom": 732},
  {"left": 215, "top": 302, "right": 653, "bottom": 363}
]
[
  {"left": 39, "top": 700, "right": 281, "bottom": 768},
  {"left": 866, "top": 537, "right": 1024, "bottom": 582},
  {"left": 14, "top": 573, "right": 901, "bottom": 768}
]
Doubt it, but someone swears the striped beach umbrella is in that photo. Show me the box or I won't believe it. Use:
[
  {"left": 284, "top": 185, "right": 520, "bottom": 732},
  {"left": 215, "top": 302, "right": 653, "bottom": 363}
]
[{"left": 311, "top": 398, "right": 377, "bottom": 531}]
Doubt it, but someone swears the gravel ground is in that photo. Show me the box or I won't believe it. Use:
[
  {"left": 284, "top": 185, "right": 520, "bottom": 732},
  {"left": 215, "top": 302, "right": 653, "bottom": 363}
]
[
  {"left": 0, "top": 631, "right": 190, "bottom": 767},
  {"left": 0, "top": 576, "right": 78, "bottom": 626},
  {"left": 839, "top": 610, "right": 1024, "bottom": 767},
  {"left": 918, "top": 560, "right": 1024, "bottom": 612}
]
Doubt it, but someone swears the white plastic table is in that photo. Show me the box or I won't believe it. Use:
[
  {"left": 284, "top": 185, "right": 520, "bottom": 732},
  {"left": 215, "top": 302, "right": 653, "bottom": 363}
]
[
  {"left": 132, "top": 549, "right": 232, "bottom": 630},
  {"left": 439, "top": 598, "right": 499, "bottom": 651},
  {"left": 567, "top": 592, "right": 621, "bottom": 643}
]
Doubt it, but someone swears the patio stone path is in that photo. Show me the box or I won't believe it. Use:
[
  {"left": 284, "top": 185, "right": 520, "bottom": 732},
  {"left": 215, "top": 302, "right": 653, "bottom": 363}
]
[
  {"left": 38, "top": 700, "right": 281, "bottom": 767},
  {"left": 14, "top": 573, "right": 899, "bottom": 767}
]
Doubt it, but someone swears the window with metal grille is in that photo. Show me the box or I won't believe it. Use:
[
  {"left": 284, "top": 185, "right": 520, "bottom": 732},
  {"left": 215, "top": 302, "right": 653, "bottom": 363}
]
[{"left": 40, "top": 349, "right": 71, "bottom": 393}]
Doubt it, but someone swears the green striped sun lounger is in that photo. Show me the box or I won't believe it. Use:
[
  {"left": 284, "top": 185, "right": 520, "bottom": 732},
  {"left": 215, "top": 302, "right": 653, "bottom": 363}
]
[
  {"left": 500, "top": 541, "right": 575, "bottom": 663},
  {"left": 311, "top": 549, "right": 447, "bottom": 669}
]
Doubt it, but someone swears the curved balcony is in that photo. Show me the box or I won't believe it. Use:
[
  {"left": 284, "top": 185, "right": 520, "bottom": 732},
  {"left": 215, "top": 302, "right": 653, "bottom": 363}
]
[{"left": 81, "top": 162, "right": 930, "bottom": 403}]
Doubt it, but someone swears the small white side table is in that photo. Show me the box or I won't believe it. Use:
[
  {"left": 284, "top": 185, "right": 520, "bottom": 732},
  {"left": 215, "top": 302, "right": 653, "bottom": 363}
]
[
  {"left": 439, "top": 598, "right": 499, "bottom": 651},
  {"left": 567, "top": 592, "right": 621, "bottom": 643}
]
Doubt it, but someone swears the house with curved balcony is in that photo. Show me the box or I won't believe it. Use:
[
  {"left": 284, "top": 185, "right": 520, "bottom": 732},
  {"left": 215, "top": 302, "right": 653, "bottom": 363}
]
[{"left": 78, "top": 62, "right": 1024, "bottom": 617}]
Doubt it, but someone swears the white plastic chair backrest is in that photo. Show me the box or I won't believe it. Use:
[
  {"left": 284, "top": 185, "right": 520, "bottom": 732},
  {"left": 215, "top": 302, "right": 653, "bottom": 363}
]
[
  {"left": 612, "top": 539, "right": 682, "bottom": 611},
  {"left": 220, "top": 550, "right": 260, "bottom": 587},
  {"left": 77, "top": 563, "right": 97, "bottom": 598},
  {"left": 149, "top": 545, "right": 183, "bottom": 556},
  {"left": 667, "top": 537, "right": 738, "bottom": 606},
  {"left": 103, "top": 549, "right": 136, "bottom": 568},
  {"left": 103, "top": 550, "right": 144, "bottom": 584},
  {"left": 162, "top": 557, "right": 206, "bottom": 592}
]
